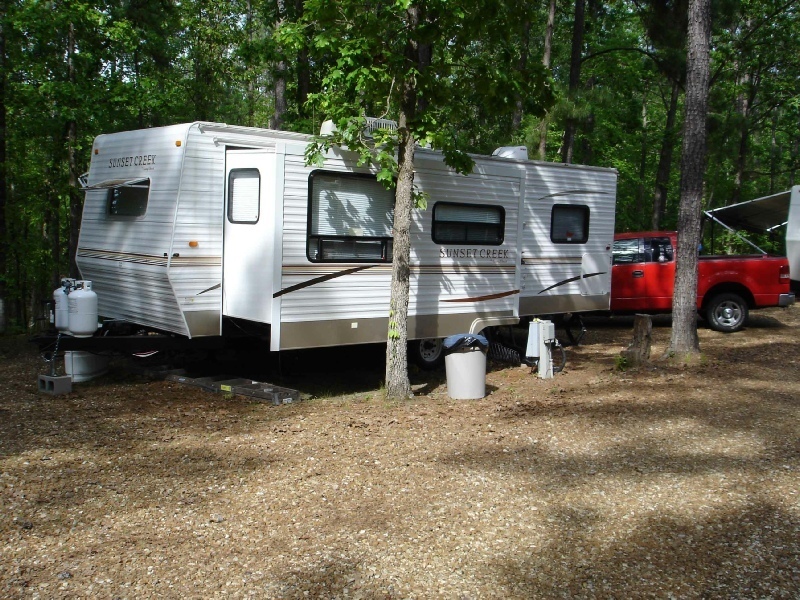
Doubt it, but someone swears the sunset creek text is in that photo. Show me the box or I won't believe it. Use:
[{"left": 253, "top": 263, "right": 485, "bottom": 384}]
[
  {"left": 439, "top": 248, "right": 510, "bottom": 259},
  {"left": 108, "top": 155, "right": 157, "bottom": 168}
]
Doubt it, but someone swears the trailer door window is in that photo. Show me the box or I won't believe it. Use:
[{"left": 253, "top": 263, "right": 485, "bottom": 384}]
[
  {"left": 432, "top": 202, "right": 504, "bottom": 245},
  {"left": 307, "top": 171, "right": 394, "bottom": 263},
  {"left": 228, "top": 168, "right": 260, "bottom": 224},
  {"left": 108, "top": 178, "right": 150, "bottom": 217},
  {"left": 551, "top": 204, "right": 589, "bottom": 244}
]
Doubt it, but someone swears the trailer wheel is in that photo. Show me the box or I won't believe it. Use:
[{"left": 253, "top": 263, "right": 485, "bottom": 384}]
[
  {"left": 706, "top": 292, "right": 748, "bottom": 333},
  {"left": 409, "top": 338, "right": 445, "bottom": 370}
]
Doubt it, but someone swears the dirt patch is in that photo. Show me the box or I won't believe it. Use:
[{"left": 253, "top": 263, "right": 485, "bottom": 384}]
[{"left": 2, "top": 308, "right": 799, "bottom": 598}]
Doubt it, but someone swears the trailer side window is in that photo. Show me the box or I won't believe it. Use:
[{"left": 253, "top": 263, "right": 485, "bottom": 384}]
[
  {"left": 307, "top": 171, "right": 394, "bottom": 263},
  {"left": 432, "top": 202, "right": 504, "bottom": 245},
  {"left": 228, "top": 169, "right": 260, "bottom": 224},
  {"left": 108, "top": 179, "right": 150, "bottom": 217},
  {"left": 551, "top": 204, "right": 589, "bottom": 244}
]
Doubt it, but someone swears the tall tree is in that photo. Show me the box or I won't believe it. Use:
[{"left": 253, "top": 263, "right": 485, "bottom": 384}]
[
  {"left": 0, "top": 2, "right": 7, "bottom": 332},
  {"left": 270, "top": 0, "right": 288, "bottom": 130},
  {"left": 561, "top": 0, "right": 585, "bottom": 164},
  {"left": 538, "top": 0, "right": 556, "bottom": 160},
  {"left": 667, "top": 0, "right": 712, "bottom": 359},
  {"left": 286, "top": 0, "right": 551, "bottom": 397}
]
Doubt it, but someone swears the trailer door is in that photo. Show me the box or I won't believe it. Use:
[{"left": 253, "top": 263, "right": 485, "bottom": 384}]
[{"left": 223, "top": 148, "right": 276, "bottom": 323}]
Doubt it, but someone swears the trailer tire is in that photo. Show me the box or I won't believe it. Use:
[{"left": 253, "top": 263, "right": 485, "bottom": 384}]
[
  {"left": 706, "top": 292, "right": 748, "bottom": 333},
  {"left": 409, "top": 338, "right": 445, "bottom": 370}
]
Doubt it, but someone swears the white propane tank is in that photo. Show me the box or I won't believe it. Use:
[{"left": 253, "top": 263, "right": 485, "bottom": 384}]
[
  {"left": 53, "top": 278, "right": 75, "bottom": 332},
  {"left": 67, "top": 280, "right": 99, "bottom": 337}
]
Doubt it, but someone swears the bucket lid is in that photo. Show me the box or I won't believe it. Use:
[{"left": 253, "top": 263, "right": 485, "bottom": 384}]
[{"left": 443, "top": 333, "right": 489, "bottom": 355}]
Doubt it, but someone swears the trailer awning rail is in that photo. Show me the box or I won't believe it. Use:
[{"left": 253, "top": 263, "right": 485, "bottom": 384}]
[{"left": 81, "top": 177, "right": 150, "bottom": 190}]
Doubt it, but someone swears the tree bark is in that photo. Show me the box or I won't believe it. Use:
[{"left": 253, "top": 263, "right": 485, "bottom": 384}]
[
  {"left": 385, "top": 111, "right": 415, "bottom": 399},
  {"left": 538, "top": 0, "right": 556, "bottom": 161},
  {"left": 294, "top": 0, "right": 310, "bottom": 113},
  {"left": 636, "top": 89, "right": 649, "bottom": 228},
  {"left": 511, "top": 19, "right": 531, "bottom": 133},
  {"left": 560, "top": 0, "right": 585, "bottom": 164},
  {"left": 732, "top": 70, "right": 751, "bottom": 205},
  {"left": 67, "top": 22, "right": 81, "bottom": 279},
  {"left": 651, "top": 80, "right": 680, "bottom": 230},
  {"left": 270, "top": 0, "right": 288, "bottom": 130},
  {"left": 0, "top": 9, "right": 6, "bottom": 332},
  {"left": 667, "top": 0, "right": 711, "bottom": 359},
  {"left": 385, "top": 4, "right": 428, "bottom": 399},
  {"left": 622, "top": 314, "right": 652, "bottom": 367}
]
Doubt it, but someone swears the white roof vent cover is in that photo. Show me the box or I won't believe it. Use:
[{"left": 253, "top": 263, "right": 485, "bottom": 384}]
[
  {"left": 492, "top": 146, "right": 529, "bottom": 160},
  {"left": 319, "top": 117, "right": 399, "bottom": 138}
]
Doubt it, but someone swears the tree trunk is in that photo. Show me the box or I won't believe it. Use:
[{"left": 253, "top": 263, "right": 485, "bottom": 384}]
[
  {"left": 622, "top": 314, "right": 652, "bottom": 367},
  {"left": 385, "top": 111, "right": 415, "bottom": 399},
  {"left": 637, "top": 89, "right": 648, "bottom": 228},
  {"left": 294, "top": 0, "right": 310, "bottom": 114},
  {"left": 270, "top": 0, "right": 288, "bottom": 130},
  {"left": 769, "top": 110, "right": 779, "bottom": 194},
  {"left": 385, "top": 4, "right": 428, "bottom": 399},
  {"left": 511, "top": 19, "right": 531, "bottom": 133},
  {"left": 538, "top": 0, "right": 556, "bottom": 160},
  {"left": 67, "top": 22, "right": 81, "bottom": 279},
  {"left": 667, "top": 0, "right": 711, "bottom": 360},
  {"left": 246, "top": 0, "right": 255, "bottom": 127},
  {"left": 732, "top": 71, "right": 751, "bottom": 205},
  {"left": 0, "top": 9, "right": 7, "bottom": 332},
  {"left": 560, "top": 0, "right": 585, "bottom": 164},
  {"left": 652, "top": 80, "right": 680, "bottom": 230}
]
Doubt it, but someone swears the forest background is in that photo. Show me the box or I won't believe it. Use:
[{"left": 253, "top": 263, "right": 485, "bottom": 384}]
[{"left": 0, "top": 0, "right": 798, "bottom": 333}]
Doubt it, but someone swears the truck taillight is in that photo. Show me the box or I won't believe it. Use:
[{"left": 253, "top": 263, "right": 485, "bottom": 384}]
[{"left": 779, "top": 264, "right": 790, "bottom": 281}]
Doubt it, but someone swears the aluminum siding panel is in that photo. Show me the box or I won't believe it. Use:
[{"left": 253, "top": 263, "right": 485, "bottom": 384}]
[
  {"left": 278, "top": 151, "right": 391, "bottom": 323},
  {"left": 167, "top": 127, "right": 226, "bottom": 333},
  {"left": 276, "top": 149, "right": 523, "bottom": 335},
  {"left": 77, "top": 123, "right": 193, "bottom": 335},
  {"left": 519, "top": 164, "right": 617, "bottom": 310}
]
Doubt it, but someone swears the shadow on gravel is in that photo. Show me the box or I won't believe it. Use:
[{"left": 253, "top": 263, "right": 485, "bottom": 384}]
[{"left": 493, "top": 501, "right": 800, "bottom": 598}]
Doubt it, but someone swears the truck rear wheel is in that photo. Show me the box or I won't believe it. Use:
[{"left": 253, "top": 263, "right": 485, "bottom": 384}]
[{"left": 706, "top": 292, "right": 748, "bottom": 333}]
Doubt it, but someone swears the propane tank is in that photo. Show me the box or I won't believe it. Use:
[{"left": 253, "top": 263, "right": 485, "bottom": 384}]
[
  {"left": 67, "top": 280, "right": 99, "bottom": 337},
  {"left": 53, "top": 278, "right": 75, "bottom": 332}
]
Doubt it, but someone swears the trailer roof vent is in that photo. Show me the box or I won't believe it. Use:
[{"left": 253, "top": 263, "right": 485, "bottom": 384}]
[
  {"left": 319, "top": 117, "right": 399, "bottom": 138},
  {"left": 492, "top": 146, "right": 528, "bottom": 160},
  {"left": 363, "top": 117, "right": 398, "bottom": 137},
  {"left": 320, "top": 120, "right": 338, "bottom": 136}
]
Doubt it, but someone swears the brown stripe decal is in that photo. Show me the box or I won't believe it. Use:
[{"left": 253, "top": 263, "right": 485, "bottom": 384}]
[
  {"left": 538, "top": 272, "right": 606, "bottom": 294},
  {"left": 273, "top": 265, "right": 376, "bottom": 298},
  {"left": 443, "top": 289, "right": 520, "bottom": 303},
  {"left": 197, "top": 283, "right": 221, "bottom": 295}
]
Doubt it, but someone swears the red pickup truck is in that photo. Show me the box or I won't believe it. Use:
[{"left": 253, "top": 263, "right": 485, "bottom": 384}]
[{"left": 611, "top": 231, "right": 795, "bottom": 332}]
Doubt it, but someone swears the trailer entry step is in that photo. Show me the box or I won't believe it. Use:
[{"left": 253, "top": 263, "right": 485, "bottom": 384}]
[{"left": 165, "top": 373, "right": 300, "bottom": 405}]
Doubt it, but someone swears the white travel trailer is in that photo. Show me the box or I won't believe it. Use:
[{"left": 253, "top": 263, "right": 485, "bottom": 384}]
[
  {"left": 705, "top": 185, "right": 800, "bottom": 293},
  {"left": 77, "top": 122, "right": 617, "bottom": 364}
]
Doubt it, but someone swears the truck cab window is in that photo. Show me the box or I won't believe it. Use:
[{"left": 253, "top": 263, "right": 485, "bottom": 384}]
[
  {"left": 646, "top": 237, "right": 674, "bottom": 263},
  {"left": 612, "top": 238, "right": 644, "bottom": 264}
]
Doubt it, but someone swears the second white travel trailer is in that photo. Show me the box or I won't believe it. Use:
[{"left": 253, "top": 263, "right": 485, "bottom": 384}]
[
  {"left": 76, "top": 122, "right": 617, "bottom": 365},
  {"left": 705, "top": 185, "right": 800, "bottom": 294}
]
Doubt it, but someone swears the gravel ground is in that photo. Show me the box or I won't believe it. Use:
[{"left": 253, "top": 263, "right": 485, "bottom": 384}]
[{"left": 1, "top": 307, "right": 799, "bottom": 599}]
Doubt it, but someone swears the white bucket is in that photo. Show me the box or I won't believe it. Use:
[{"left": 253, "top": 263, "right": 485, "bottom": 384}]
[
  {"left": 64, "top": 351, "right": 110, "bottom": 383},
  {"left": 444, "top": 347, "right": 487, "bottom": 400}
]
